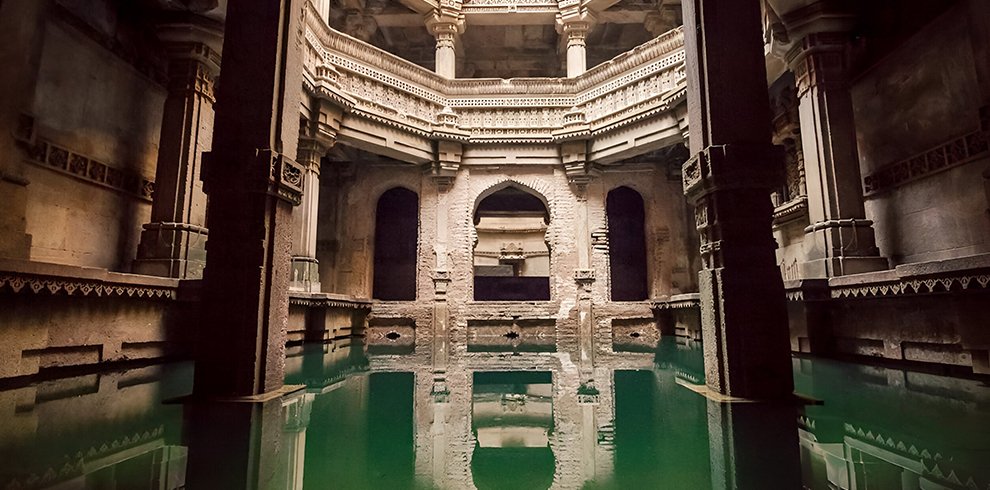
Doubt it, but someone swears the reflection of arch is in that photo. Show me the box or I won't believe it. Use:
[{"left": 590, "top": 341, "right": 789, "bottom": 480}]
[
  {"left": 607, "top": 186, "right": 648, "bottom": 301},
  {"left": 373, "top": 187, "right": 418, "bottom": 300},
  {"left": 473, "top": 185, "right": 551, "bottom": 301}
]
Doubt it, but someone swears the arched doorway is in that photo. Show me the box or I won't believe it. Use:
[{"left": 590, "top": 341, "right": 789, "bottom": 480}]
[
  {"left": 372, "top": 187, "right": 418, "bottom": 300},
  {"left": 473, "top": 185, "right": 551, "bottom": 301},
  {"left": 607, "top": 186, "right": 648, "bottom": 301}
]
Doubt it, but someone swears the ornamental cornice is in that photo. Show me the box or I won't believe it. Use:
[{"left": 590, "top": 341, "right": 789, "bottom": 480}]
[
  {"left": 0, "top": 261, "right": 180, "bottom": 300},
  {"left": 302, "top": 3, "right": 687, "bottom": 148}
]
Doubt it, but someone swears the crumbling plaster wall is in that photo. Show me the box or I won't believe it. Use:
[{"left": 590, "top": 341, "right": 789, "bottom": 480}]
[{"left": 853, "top": 2, "right": 990, "bottom": 265}]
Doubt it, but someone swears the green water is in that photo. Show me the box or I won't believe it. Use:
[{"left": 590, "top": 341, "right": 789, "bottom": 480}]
[{"left": 1, "top": 337, "right": 988, "bottom": 489}]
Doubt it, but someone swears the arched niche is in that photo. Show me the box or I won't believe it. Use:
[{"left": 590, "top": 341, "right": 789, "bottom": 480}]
[
  {"left": 372, "top": 187, "right": 418, "bottom": 300},
  {"left": 473, "top": 185, "right": 551, "bottom": 301},
  {"left": 607, "top": 186, "right": 649, "bottom": 301}
]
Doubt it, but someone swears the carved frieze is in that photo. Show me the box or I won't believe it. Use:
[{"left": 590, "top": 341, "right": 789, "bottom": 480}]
[
  {"left": 20, "top": 137, "right": 155, "bottom": 202},
  {"left": 863, "top": 129, "right": 989, "bottom": 196}
]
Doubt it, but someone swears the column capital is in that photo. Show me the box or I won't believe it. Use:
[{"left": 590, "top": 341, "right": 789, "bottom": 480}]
[
  {"left": 555, "top": 9, "right": 596, "bottom": 42},
  {"left": 425, "top": 10, "right": 465, "bottom": 38},
  {"left": 785, "top": 31, "right": 852, "bottom": 96}
]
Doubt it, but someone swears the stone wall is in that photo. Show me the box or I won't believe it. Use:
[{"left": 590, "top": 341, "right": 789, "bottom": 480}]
[
  {"left": 4, "top": 5, "right": 165, "bottom": 271},
  {"left": 853, "top": 2, "right": 990, "bottom": 265}
]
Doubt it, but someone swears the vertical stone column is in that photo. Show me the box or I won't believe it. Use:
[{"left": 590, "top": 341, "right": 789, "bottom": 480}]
[
  {"left": 557, "top": 9, "right": 594, "bottom": 78},
  {"left": 290, "top": 135, "right": 330, "bottom": 292},
  {"left": 194, "top": 0, "right": 306, "bottom": 398},
  {"left": 786, "top": 27, "right": 888, "bottom": 277},
  {"left": 563, "top": 138, "right": 596, "bottom": 378},
  {"left": 0, "top": 0, "right": 50, "bottom": 259},
  {"left": 426, "top": 9, "right": 464, "bottom": 79},
  {"left": 680, "top": 0, "right": 793, "bottom": 399},
  {"left": 135, "top": 23, "right": 221, "bottom": 279}
]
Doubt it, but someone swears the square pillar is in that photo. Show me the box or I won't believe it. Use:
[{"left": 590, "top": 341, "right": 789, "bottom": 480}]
[
  {"left": 681, "top": 0, "right": 794, "bottom": 399},
  {"left": 194, "top": 0, "right": 306, "bottom": 398}
]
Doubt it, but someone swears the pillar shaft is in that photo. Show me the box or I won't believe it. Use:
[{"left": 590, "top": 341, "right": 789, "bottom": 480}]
[
  {"left": 290, "top": 137, "right": 327, "bottom": 292},
  {"left": 565, "top": 25, "right": 588, "bottom": 77},
  {"left": 681, "top": 0, "right": 793, "bottom": 399},
  {"left": 195, "top": 0, "right": 305, "bottom": 398},
  {"left": 434, "top": 31, "right": 457, "bottom": 78},
  {"left": 788, "top": 33, "right": 887, "bottom": 277},
  {"left": 135, "top": 37, "right": 219, "bottom": 279}
]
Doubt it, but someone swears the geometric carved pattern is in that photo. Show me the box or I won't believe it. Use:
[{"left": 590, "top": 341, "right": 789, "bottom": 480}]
[
  {"left": 0, "top": 272, "right": 177, "bottom": 299},
  {"left": 22, "top": 137, "right": 155, "bottom": 202},
  {"left": 829, "top": 274, "right": 990, "bottom": 299},
  {"left": 863, "top": 128, "right": 989, "bottom": 196}
]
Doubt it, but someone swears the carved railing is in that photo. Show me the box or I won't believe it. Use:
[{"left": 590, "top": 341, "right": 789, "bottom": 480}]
[{"left": 302, "top": 2, "right": 686, "bottom": 146}]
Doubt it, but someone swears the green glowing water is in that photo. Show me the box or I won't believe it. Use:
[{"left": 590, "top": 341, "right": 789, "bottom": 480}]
[{"left": 1, "top": 337, "right": 988, "bottom": 489}]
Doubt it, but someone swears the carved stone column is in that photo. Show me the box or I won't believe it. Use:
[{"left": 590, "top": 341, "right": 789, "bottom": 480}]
[
  {"left": 314, "top": 0, "right": 330, "bottom": 24},
  {"left": 194, "top": 0, "right": 306, "bottom": 398},
  {"left": 135, "top": 22, "right": 221, "bottom": 279},
  {"left": 290, "top": 135, "right": 330, "bottom": 292},
  {"left": 426, "top": 8, "right": 464, "bottom": 79},
  {"left": 557, "top": 8, "right": 594, "bottom": 78},
  {"left": 786, "top": 27, "right": 888, "bottom": 277},
  {"left": 681, "top": 0, "right": 793, "bottom": 399},
  {"left": 562, "top": 137, "right": 597, "bottom": 377}
]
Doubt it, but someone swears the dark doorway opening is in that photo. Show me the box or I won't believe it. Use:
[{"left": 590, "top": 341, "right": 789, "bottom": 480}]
[
  {"left": 372, "top": 187, "right": 418, "bottom": 300},
  {"left": 473, "top": 186, "right": 551, "bottom": 301},
  {"left": 607, "top": 186, "right": 648, "bottom": 301}
]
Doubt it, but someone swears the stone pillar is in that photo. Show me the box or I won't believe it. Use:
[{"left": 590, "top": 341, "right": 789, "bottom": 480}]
[
  {"left": 680, "top": 0, "right": 793, "bottom": 399},
  {"left": 135, "top": 23, "right": 221, "bottom": 279},
  {"left": 290, "top": 135, "right": 330, "bottom": 292},
  {"left": 557, "top": 10, "right": 594, "bottom": 78},
  {"left": 563, "top": 138, "right": 597, "bottom": 378},
  {"left": 786, "top": 29, "right": 888, "bottom": 278},
  {"left": 194, "top": 0, "right": 306, "bottom": 398},
  {"left": 0, "top": 0, "right": 50, "bottom": 260},
  {"left": 426, "top": 9, "right": 464, "bottom": 79},
  {"left": 428, "top": 131, "right": 462, "bottom": 376},
  {"left": 706, "top": 400, "right": 801, "bottom": 489}
]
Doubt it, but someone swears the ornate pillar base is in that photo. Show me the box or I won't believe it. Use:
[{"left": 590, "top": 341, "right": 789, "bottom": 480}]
[
  {"left": 290, "top": 256, "right": 321, "bottom": 292},
  {"left": 134, "top": 222, "right": 208, "bottom": 279}
]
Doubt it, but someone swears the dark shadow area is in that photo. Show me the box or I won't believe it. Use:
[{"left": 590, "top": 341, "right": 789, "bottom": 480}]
[
  {"left": 607, "top": 186, "right": 648, "bottom": 301},
  {"left": 372, "top": 187, "right": 418, "bottom": 300}
]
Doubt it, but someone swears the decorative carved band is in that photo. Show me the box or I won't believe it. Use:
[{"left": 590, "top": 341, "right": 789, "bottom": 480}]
[
  {"left": 0, "top": 271, "right": 177, "bottom": 299},
  {"left": 20, "top": 136, "right": 155, "bottom": 202},
  {"left": 863, "top": 129, "right": 989, "bottom": 196}
]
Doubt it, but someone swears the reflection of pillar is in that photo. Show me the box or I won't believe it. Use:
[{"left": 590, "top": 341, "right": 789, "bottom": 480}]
[
  {"left": 426, "top": 10, "right": 464, "bottom": 79},
  {"left": 786, "top": 26, "right": 887, "bottom": 278},
  {"left": 281, "top": 393, "right": 314, "bottom": 490},
  {"left": 195, "top": 0, "right": 305, "bottom": 397},
  {"left": 134, "top": 22, "right": 221, "bottom": 279},
  {"left": 291, "top": 136, "right": 329, "bottom": 292},
  {"left": 186, "top": 395, "right": 295, "bottom": 488},
  {"left": 681, "top": 0, "right": 793, "bottom": 399},
  {"left": 706, "top": 400, "right": 802, "bottom": 489},
  {"left": 557, "top": 10, "right": 594, "bottom": 78}
]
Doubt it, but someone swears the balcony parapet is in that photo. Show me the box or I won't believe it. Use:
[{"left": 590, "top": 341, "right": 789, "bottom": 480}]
[{"left": 302, "top": 1, "right": 687, "bottom": 150}]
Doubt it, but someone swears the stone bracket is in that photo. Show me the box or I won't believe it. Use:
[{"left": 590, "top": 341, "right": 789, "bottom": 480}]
[{"left": 682, "top": 143, "right": 785, "bottom": 203}]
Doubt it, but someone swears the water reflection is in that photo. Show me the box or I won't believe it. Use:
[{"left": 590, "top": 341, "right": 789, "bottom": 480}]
[{"left": 1, "top": 337, "right": 988, "bottom": 489}]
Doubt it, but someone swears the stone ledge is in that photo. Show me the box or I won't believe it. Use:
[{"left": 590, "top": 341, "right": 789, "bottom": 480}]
[
  {"left": 288, "top": 291, "right": 373, "bottom": 309},
  {"left": 650, "top": 293, "right": 700, "bottom": 310},
  {"left": 785, "top": 253, "right": 990, "bottom": 300},
  {"left": 0, "top": 258, "right": 180, "bottom": 299}
]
